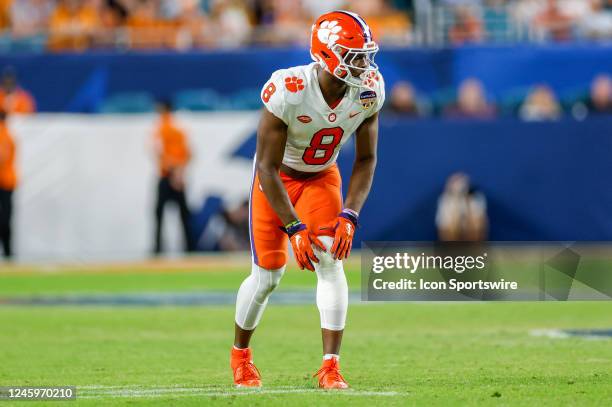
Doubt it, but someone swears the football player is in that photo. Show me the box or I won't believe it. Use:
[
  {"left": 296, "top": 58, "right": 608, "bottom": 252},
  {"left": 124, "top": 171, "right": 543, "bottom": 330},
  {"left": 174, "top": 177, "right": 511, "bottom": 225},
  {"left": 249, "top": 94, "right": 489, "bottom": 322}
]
[{"left": 231, "top": 10, "right": 385, "bottom": 389}]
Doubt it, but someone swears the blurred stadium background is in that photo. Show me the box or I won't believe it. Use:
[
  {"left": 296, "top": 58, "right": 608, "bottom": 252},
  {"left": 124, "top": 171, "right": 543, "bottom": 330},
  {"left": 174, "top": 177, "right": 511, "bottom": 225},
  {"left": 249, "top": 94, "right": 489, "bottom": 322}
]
[
  {"left": 0, "top": 0, "right": 611, "bottom": 261},
  {"left": 0, "top": 0, "right": 612, "bottom": 404}
]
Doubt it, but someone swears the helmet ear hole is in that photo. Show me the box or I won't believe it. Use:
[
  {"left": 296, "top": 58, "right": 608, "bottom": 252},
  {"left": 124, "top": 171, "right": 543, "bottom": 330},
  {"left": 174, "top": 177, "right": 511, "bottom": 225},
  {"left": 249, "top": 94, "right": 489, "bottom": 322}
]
[{"left": 334, "top": 66, "right": 348, "bottom": 78}]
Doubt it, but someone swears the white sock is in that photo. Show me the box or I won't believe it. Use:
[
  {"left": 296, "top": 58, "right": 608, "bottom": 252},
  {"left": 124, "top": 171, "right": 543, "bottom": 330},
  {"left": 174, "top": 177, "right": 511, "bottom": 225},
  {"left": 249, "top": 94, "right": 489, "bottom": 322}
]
[
  {"left": 323, "top": 354, "right": 339, "bottom": 360},
  {"left": 235, "top": 262, "right": 285, "bottom": 330}
]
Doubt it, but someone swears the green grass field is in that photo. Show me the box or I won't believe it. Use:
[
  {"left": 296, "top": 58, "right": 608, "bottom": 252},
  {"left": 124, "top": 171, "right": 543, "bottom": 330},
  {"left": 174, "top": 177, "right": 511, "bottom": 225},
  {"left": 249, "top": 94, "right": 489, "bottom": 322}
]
[{"left": 1, "top": 259, "right": 611, "bottom": 406}]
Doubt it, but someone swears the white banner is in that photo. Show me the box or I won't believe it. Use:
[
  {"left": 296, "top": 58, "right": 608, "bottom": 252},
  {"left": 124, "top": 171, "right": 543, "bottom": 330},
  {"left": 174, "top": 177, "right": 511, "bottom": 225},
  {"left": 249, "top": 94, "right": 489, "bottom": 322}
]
[{"left": 8, "top": 112, "right": 258, "bottom": 262}]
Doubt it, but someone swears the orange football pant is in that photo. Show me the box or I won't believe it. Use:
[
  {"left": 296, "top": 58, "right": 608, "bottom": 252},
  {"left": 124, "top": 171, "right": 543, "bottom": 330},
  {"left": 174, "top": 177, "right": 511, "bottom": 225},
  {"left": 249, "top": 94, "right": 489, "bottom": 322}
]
[{"left": 249, "top": 164, "right": 342, "bottom": 270}]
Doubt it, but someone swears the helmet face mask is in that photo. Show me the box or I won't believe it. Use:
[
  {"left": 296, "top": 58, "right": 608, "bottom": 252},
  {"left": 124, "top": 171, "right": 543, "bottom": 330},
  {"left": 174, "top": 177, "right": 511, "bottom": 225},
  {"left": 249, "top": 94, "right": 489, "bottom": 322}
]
[{"left": 330, "top": 43, "right": 379, "bottom": 90}]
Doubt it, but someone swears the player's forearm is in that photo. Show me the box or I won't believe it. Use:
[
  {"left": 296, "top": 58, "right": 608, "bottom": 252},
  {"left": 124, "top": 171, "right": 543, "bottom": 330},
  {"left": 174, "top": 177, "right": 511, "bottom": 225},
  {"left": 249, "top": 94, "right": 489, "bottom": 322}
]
[
  {"left": 257, "top": 163, "right": 299, "bottom": 226},
  {"left": 343, "top": 155, "right": 377, "bottom": 213}
]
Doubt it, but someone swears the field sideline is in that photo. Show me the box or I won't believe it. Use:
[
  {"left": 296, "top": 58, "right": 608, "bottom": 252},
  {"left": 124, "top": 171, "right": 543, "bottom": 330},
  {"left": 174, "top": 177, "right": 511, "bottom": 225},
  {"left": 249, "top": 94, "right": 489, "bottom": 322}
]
[{"left": 1, "top": 257, "right": 611, "bottom": 406}]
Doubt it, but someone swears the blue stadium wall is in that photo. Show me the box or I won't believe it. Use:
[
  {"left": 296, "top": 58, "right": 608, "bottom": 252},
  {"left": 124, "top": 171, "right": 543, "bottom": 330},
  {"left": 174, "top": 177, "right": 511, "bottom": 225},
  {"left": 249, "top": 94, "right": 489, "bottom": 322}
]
[
  {"left": 1, "top": 45, "right": 611, "bottom": 112},
  {"left": 232, "top": 117, "right": 612, "bottom": 242},
  {"left": 3, "top": 46, "right": 611, "bottom": 242}
]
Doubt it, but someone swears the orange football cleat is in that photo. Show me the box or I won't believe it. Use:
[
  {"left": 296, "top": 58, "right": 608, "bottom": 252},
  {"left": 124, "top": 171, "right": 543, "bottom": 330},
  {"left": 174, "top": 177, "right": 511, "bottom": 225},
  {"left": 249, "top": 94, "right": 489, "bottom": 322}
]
[
  {"left": 313, "top": 357, "right": 349, "bottom": 389},
  {"left": 230, "top": 347, "right": 261, "bottom": 388}
]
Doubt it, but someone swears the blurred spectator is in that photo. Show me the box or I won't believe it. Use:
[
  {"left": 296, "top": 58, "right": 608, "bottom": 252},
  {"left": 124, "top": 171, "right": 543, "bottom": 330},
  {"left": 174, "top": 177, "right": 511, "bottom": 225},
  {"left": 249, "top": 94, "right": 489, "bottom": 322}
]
[
  {"left": 209, "top": 0, "right": 253, "bottom": 47},
  {"left": 199, "top": 198, "right": 250, "bottom": 251},
  {"left": 160, "top": 0, "right": 182, "bottom": 19},
  {"left": 577, "top": 0, "right": 612, "bottom": 39},
  {"left": 49, "top": 0, "right": 99, "bottom": 51},
  {"left": 520, "top": 84, "right": 562, "bottom": 121},
  {"left": 301, "top": 0, "right": 346, "bottom": 18},
  {"left": 483, "top": 0, "right": 515, "bottom": 42},
  {"left": 444, "top": 78, "right": 496, "bottom": 119},
  {"left": 559, "top": 0, "right": 594, "bottom": 19},
  {"left": 94, "top": 0, "right": 129, "bottom": 47},
  {"left": 10, "top": 0, "right": 55, "bottom": 39},
  {"left": 175, "top": 0, "right": 210, "bottom": 49},
  {"left": 0, "top": 0, "right": 9, "bottom": 31},
  {"left": 348, "top": 0, "right": 413, "bottom": 45},
  {"left": 0, "top": 67, "right": 36, "bottom": 115},
  {"left": 448, "top": 5, "right": 483, "bottom": 44},
  {"left": 577, "top": 74, "right": 612, "bottom": 116},
  {"left": 588, "top": 74, "right": 612, "bottom": 114},
  {"left": 126, "top": 0, "right": 179, "bottom": 49},
  {"left": 533, "top": 0, "right": 573, "bottom": 41},
  {"left": 512, "top": 0, "right": 547, "bottom": 25},
  {"left": 387, "top": 81, "right": 429, "bottom": 117},
  {"left": 0, "top": 110, "right": 16, "bottom": 259},
  {"left": 152, "top": 101, "right": 194, "bottom": 254},
  {"left": 436, "top": 172, "right": 488, "bottom": 242},
  {"left": 253, "top": 0, "right": 310, "bottom": 46}
]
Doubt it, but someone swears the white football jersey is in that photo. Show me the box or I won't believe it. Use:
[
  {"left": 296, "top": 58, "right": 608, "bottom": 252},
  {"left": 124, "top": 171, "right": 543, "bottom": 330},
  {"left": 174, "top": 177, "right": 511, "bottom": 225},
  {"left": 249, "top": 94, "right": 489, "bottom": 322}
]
[{"left": 260, "top": 62, "right": 385, "bottom": 173}]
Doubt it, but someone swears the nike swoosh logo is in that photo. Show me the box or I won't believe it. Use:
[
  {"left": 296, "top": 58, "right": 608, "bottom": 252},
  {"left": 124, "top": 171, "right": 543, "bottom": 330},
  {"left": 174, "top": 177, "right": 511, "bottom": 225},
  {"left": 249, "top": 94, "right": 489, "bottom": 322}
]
[{"left": 349, "top": 111, "right": 362, "bottom": 118}]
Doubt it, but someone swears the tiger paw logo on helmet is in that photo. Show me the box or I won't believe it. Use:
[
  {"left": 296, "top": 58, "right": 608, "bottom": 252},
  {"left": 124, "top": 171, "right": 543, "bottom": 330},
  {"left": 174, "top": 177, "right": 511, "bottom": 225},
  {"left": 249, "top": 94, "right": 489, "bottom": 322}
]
[
  {"left": 285, "top": 76, "right": 305, "bottom": 93},
  {"left": 316, "top": 20, "right": 342, "bottom": 47}
]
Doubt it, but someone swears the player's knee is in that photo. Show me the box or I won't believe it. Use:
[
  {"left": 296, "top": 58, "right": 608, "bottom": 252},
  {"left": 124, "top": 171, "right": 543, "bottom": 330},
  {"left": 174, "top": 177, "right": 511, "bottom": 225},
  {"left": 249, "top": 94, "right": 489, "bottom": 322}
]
[
  {"left": 313, "top": 235, "right": 341, "bottom": 271},
  {"left": 241, "top": 263, "right": 285, "bottom": 305},
  {"left": 263, "top": 268, "right": 284, "bottom": 295},
  {"left": 235, "top": 263, "right": 285, "bottom": 330},
  {"left": 258, "top": 250, "right": 287, "bottom": 270},
  {"left": 313, "top": 234, "right": 347, "bottom": 316},
  {"left": 255, "top": 264, "right": 285, "bottom": 297}
]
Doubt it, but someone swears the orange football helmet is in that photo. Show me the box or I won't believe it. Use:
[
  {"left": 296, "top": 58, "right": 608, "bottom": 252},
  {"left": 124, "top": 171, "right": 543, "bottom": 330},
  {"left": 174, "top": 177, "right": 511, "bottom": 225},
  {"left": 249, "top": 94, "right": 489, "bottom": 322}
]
[{"left": 310, "top": 10, "right": 379, "bottom": 90}]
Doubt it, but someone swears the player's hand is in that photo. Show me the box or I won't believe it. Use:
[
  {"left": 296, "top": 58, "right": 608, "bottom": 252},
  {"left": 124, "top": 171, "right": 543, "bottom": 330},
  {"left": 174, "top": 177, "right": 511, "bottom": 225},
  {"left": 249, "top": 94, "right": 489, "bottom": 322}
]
[
  {"left": 285, "top": 221, "right": 326, "bottom": 271},
  {"left": 331, "top": 209, "right": 359, "bottom": 260}
]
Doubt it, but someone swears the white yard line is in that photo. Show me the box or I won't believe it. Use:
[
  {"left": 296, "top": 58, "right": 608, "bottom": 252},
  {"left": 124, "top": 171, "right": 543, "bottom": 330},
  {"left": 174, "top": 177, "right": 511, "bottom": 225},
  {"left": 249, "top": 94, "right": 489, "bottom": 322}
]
[
  {"left": 530, "top": 329, "right": 611, "bottom": 341},
  {"left": 76, "top": 385, "right": 400, "bottom": 399},
  {"left": 530, "top": 329, "right": 570, "bottom": 339}
]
